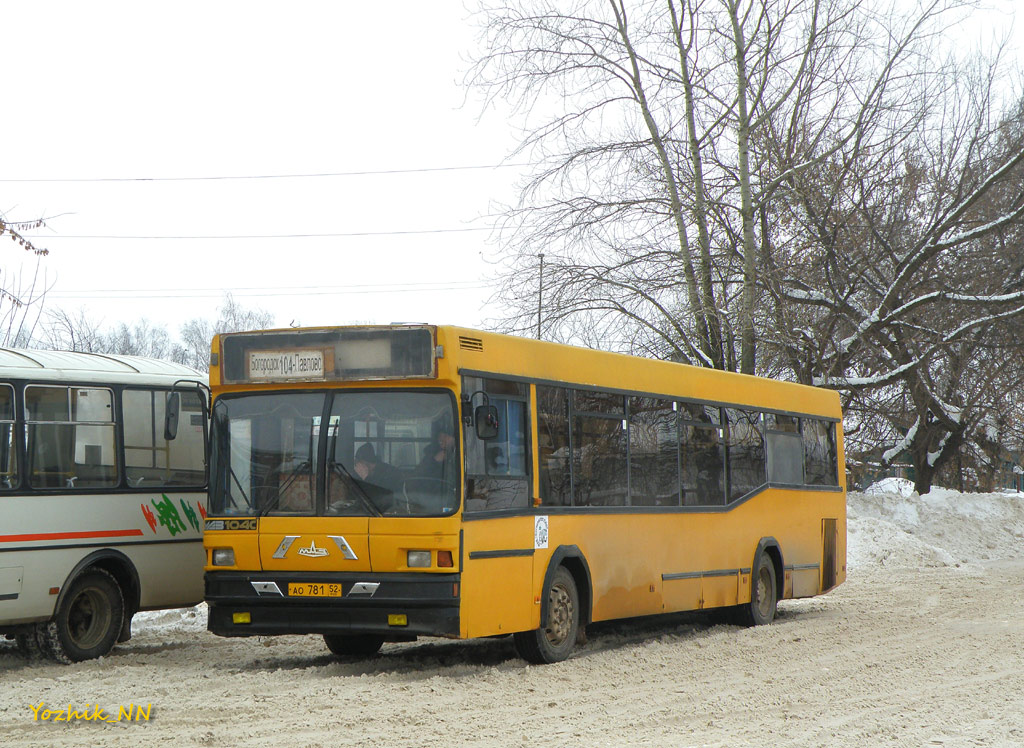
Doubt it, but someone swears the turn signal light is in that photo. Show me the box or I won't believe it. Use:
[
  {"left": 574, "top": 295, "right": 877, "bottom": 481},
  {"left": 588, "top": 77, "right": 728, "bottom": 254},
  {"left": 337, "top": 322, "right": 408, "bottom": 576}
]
[{"left": 437, "top": 550, "right": 454, "bottom": 567}]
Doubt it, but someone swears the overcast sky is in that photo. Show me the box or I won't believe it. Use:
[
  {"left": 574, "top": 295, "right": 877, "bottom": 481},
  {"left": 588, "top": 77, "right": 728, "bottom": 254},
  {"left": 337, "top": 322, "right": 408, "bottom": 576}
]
[
  {"left": 1, "top": 1, "right": 1019, "bottom": 343},
  {"left": 1, "top": 1, "right": 525, "bottom": 337}
]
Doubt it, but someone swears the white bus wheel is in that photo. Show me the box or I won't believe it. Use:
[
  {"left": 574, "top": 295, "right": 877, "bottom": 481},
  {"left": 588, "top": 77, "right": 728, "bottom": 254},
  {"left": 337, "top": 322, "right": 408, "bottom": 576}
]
[{"left": 40, "top": 568, "right": 124, "bottom": 663}]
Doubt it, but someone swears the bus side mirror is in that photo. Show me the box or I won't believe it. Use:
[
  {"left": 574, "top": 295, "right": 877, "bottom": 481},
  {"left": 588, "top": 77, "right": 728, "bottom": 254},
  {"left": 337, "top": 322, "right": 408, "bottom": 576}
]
[
  {"left": 475, "top": 405, "right": 499, "bottom": 440},
  {"left": 164, "top": 392, "right": 181, "bottom": 441}
]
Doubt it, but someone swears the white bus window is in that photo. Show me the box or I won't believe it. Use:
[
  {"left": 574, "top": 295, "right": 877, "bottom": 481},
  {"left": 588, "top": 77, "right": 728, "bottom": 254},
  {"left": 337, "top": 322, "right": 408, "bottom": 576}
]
[
  {"left": 124, "top": 389, "right": 206, "bottom": 488},
  {"left": 26, "top": 386, "right": 117, "bottom": 489},
  {"left": 0, "top": 384, "right": 16, "bottom": 489}
]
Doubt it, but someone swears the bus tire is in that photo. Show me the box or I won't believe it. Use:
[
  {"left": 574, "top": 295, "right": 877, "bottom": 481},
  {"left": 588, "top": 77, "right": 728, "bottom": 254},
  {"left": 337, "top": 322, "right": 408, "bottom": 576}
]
[
  {"left": 513, "top": 566, "right": 579, "bottom": 664},
  {"left": 15, "top": 624, "right": 46, "bottom": 660},
  {"left": 40, "top": 568, "right": 124, "bottom": 663},
  {"left": 737, "top": 550, "right": 778, "bottom": 627},
  {"left": 323, "top": 634, "right": 384, "bottom": 658}
]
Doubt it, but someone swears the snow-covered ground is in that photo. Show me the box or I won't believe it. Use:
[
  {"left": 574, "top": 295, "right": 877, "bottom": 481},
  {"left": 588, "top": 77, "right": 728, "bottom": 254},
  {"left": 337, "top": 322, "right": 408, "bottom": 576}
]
[{"left": 3, "top": 483, "right": 1023, "bottom": 747}]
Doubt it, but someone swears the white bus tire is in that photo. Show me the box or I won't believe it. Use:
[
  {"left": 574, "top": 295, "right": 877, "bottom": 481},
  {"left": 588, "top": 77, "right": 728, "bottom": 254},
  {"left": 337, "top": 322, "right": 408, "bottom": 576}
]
[{"left": 40, "top": 568, "right": 124, "bottom": 663}]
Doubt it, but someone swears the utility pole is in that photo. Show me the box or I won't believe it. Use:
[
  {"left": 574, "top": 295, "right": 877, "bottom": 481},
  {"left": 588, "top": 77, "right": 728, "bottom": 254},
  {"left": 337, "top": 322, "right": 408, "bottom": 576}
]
[{"left": 537, "top": 253, "right": 544, "bottom": 339}]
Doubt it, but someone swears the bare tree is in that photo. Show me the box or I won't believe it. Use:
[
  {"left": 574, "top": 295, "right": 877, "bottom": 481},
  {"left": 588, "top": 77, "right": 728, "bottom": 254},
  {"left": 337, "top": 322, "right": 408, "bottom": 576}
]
[
  {"left": 36, "top": 294, "right": 275, "bottom": 373},
  {"left": 178, "top": 294, "right": 275, "bottom": 371},
  {"left": 774, "top": 58, "right": 1024, "bottom": 493},
  {"left": 0, "top": 212, "right": 52, "bottom": 346},
  {"left": 470, "top": 0, "right": 974, "bottom": 374}
]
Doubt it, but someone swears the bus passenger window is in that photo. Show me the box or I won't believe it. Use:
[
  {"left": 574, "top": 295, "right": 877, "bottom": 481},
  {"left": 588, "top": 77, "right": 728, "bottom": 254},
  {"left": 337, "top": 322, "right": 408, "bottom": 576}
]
[
  {"left": 724, "top": 408, "right": 766, "bottom": 502},
  {"left": 26, "top": 386, "right": 117, "bottom": 489},
  {"left": 573, "top": 411, "right": 627, "bottom": 507},
  {"left": 537, "top": 386, "right": 570, "bottom": 506},
  {"left": 803, "top": 419, "right": 839, "bottom": 486},
  {"left": 765, "top": 414, "right": 803, "bottom": 485},
  {"left": 679, "top": 403, "right": 724, "bottom": 506},
  {"left": 463, "top": 377, "right": 529, "bottom": 512},
  {"left": 628, "top": 397, "right": 679, "bottom": 506},
  {"left": 0, "top": 384, "right": 16, "bottom": 489},
  {"left": 124, "top": 389, "right": 207, "bottom": 487}
]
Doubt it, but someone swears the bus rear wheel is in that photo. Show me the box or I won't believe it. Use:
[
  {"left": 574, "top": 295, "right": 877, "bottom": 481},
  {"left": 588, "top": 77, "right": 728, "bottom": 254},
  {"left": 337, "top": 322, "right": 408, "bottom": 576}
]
[
  {"left": 737, "top": 550, "right": 778, "bottom": 626},
  {"left": 15, "top": 624, "right": 45, "bottom": 660},
  {"left": 323, "top": 634, "right": 384, "bottom": 658},
  {"left": 513, "top": 566, "right": 579, "bottom": 664},
  {"left": 40, "top": 568, "right": 124, "bottom": 663}
]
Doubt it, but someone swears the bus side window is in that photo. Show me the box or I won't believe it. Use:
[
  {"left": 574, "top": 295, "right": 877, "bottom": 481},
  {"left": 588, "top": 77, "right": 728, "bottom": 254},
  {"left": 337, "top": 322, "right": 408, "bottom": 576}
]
[
  {"left": 536, "top": 385, "right": 570, "bottom": 507},
  {"left": 724, "top": 408, "right": 766, "bottom": 502},
  {"left": 70, "top": 388, "right": 117, "bottom": 488},
  {"left": 0, "top": 384, "right": 16, "bottom": 489},
  {"left": 679, "top": 403, "right": 725, "bottom": 506},
  {"left": 124, "top": 389, "right": 207, "bottom": 487},
  {"left": 765, "top": 413, "right": 803, "bottom": 485},
  {"left": 463, "top": 377, "right": 529, "bottom": 512},
  {"left": 803, "top": 419, "right": 839, "bottom": 486}
]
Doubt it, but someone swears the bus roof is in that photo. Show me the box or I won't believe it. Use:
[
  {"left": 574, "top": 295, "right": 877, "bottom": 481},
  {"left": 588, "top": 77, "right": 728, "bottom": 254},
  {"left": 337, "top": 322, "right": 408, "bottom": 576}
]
[
  {"left": 0, "top": 348, "right": 203, "bottom": 384},
  {"left": 211, "top": 324, "right": 841, "bottom": 420}
]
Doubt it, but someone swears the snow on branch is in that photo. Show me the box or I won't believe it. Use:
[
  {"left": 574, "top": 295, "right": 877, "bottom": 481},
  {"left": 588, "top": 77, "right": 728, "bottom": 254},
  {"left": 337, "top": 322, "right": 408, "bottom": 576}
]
[{"left": 882, "top": 417, "right": 919, "bottom": 464}]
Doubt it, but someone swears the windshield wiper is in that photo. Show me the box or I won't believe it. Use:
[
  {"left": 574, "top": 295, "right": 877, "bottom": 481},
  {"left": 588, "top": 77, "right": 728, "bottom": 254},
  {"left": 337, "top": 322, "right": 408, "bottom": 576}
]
[
  {"left": 328, "top": 461, "right": 383, "bottom": 517},
  {"left": 228, "top": 465, "right": 251, "bottom": 511},
  {"left": 260, "top": 460, "right": 312, "bottom": 516}
]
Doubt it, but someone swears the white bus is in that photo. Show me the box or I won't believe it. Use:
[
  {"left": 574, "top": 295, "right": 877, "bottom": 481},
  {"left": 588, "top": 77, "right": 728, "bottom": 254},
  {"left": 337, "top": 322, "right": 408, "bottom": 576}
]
[{"left": 0, "top": 349, "right": 208, "bottom": 662}]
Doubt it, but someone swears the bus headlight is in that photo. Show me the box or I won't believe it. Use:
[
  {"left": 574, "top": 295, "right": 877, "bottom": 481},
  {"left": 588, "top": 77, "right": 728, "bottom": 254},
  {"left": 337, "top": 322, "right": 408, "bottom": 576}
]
[
  {"left": 407, "top": 551, "right": 431, "bottom": 568},
  {"left": 212, "top": 548, "right": 236, "bottom": 566}
]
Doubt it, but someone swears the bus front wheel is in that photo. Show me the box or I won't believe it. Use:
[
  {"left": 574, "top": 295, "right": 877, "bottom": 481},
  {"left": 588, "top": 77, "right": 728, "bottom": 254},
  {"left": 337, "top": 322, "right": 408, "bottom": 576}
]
[
  {"left": 40, "top": 568, "right": 124, "bottom": 663},
  {"left": 514, "top": 566, "right": 579, "bottom": 664},
  {"left": 737, "top": 550, "right": 778, "bottom": 626},
  {"left": 323, "top": 634, "right": 384, "bottom": 658}
]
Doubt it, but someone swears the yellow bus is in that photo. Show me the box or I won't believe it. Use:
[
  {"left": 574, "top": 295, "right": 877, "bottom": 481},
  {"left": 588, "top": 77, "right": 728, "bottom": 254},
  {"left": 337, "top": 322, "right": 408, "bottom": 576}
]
[{"left": 203, "top": 325, "right": 844, "bottom": 663}]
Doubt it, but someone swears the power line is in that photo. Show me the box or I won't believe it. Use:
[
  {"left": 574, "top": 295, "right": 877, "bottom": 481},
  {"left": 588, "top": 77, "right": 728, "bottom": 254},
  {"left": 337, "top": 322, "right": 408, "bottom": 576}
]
[
  {"left": 48, "top": 283, "right": 489, "bottom": 300},
  {"left": 26, "top": 226, "right": 490, "bottom": 240},
  {"left": 52, "top": 280, "right": 484, "bottom": 295},
  {"left": 0, "top": 162, "right": 529, "bottom": 184}
]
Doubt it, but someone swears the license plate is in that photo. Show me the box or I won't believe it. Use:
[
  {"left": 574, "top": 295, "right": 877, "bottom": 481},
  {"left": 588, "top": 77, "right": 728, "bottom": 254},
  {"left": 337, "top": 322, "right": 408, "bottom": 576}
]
[{"left": 288, "top": 583, "right": 342, "bottom": 598}]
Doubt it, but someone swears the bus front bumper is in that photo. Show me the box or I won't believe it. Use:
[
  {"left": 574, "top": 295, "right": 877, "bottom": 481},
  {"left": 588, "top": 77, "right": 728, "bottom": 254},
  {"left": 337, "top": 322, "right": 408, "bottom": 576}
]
[{"left": 205, "top": 571, "right": 461, "bottom": 639}]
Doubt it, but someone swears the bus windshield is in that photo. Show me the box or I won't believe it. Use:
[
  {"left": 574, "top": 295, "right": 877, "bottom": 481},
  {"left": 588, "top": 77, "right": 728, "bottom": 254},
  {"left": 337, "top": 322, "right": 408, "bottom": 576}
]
[{"left": 209, "top": 389, "right": 459, "bottom": 517}]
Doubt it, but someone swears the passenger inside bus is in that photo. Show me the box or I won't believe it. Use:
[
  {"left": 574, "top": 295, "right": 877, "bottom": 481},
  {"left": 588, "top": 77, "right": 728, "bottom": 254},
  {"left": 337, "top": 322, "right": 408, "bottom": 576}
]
[{"left": 416, "top": 423, "right": 457, "bottom": 482}]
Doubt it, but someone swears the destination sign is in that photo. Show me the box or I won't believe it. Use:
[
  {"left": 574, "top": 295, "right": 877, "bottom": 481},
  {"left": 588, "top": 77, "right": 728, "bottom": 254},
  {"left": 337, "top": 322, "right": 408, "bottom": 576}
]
[{"left": 248, "top": 349, "right": 325, "bottom": 380}]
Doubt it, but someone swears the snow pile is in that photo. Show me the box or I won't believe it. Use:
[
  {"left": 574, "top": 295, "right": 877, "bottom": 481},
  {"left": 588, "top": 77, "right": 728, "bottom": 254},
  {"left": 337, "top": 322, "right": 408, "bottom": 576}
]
[
  {"left": 848, "top": 479, "right": 1024, "bottom": 570},
  {"left": 134, "top": 602, "right": 207, "bottom": 634}
]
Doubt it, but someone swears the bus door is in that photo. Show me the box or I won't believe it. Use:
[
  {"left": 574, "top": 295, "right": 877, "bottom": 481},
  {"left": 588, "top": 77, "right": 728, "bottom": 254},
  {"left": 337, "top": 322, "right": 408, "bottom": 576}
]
[{"left": 459, "top": 381, "right": 537, "bottom": 638}]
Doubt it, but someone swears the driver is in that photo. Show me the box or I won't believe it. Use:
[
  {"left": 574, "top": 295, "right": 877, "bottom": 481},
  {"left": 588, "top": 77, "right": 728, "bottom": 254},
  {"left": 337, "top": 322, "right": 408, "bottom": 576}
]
[{"left": 352, "top": 443, "right": 403, "bottom": 495}]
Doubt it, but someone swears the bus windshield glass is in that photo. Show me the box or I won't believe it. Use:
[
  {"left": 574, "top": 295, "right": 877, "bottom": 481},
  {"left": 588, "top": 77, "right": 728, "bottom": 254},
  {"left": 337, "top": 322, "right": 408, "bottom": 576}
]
[{"left": 210, "top": 390, "right": 459, "bottom": 517}]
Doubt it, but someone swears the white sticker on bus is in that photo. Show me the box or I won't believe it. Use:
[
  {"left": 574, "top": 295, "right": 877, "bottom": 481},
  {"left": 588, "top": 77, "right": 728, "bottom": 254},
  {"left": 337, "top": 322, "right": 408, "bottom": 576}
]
[{"left": 535, "top": 515, "right": 549, "bottom": 549}]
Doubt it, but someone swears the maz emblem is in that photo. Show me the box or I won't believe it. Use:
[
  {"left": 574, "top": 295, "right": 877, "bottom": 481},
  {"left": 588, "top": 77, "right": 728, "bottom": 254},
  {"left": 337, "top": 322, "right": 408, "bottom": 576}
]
[{"left": 297, "top": 540, "right": 329, "bottom": 558}]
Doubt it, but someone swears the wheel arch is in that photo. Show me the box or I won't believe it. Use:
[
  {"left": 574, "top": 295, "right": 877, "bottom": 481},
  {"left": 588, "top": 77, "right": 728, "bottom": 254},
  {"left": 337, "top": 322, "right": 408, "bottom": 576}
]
[
  {"left": 56, "top": 549, "right": 140, "bottom": 620},
  {"left": 540, "top": 545, "right": 593, "bottom": 627},
  {"left": 753, "top": 537, "right": 784, "bottom": 602}
]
